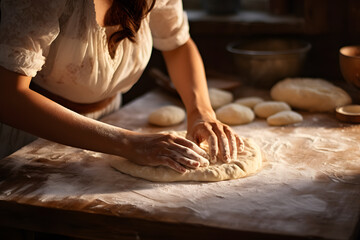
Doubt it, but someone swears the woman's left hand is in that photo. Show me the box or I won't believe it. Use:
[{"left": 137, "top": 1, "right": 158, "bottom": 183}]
[
  {"left": 161, "top": 38, "right": 244, "bottom": 163},
  {"left": 186, "top": 113, "right": 244, "bottom": 164}
]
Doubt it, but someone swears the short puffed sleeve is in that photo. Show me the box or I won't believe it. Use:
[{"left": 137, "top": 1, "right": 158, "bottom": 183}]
[
  {"left": 0, "top": 0, "right": 66, "bottom": 77},
  {"left": 149, "top": 0, "right": 190, "bottom": 51}
]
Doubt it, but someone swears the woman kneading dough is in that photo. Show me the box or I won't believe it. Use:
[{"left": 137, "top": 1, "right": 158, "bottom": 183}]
[{"left": 0, "top": 0, "right": 244, "bottom": 173}]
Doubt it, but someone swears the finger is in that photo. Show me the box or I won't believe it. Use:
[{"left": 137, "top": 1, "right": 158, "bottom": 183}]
[
  {"left": 174, "top": 137, "right": 210, "bottom": 164},
  {"left": 159, "top": 156, "right": 188, "bottom": 174},
  {"left": 224, "top": 125, "right": 237, "bottom": 161},
  {"left": 212, "top": 125, "right": 231, "bottom": 163},
  {"left": 237, "top": 135, "right": 245, "bottom": 153},
  {"left": 163, "top": 148, "right": 201, "bottom": 168},
  {"left": 166, "top": 143, "right": 209, "bottom": 167},
  {"left": 174, "top": 156, "right": 201, "bottom": 169},
  {"left": 207, "top": 132, "right": 218, "bottom": 163}
]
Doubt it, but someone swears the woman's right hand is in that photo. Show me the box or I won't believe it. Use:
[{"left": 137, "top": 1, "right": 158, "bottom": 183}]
[{"left": 122, "top": 132, "right": 210, "bottom": 173}]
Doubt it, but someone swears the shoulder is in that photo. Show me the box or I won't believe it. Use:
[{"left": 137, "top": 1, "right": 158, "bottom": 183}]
[{"left": 151, "top": 0, "right": 183, "bottom": 10}]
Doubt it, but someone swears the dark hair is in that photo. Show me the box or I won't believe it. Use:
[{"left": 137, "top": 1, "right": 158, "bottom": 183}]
[{"left": 105, "top": 0, "right": 156, "bottom": 56}]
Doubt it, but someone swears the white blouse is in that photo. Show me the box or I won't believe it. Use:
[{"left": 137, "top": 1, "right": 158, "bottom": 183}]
[{"left": 0, "top": 0, "right": 190, "bottom": 103}]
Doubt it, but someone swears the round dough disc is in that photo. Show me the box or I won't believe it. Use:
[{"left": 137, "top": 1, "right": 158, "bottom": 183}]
[
  {"left": 267, "top": 110, "right": 303, "bottom": 126},
  {"left": 208, "top": 88, "right": 233, "bottom": 110},
  {"left": 216, "top": 103, "right": 255, "bottom": 125},
  {"left": 148, "top": 106, "right": 185, "bottom": 127},
  {"left": 254, "top": 101, "right": 291, "bottom": 118},
  {"left": 234, "top": 97, "right": 264, "bottom": 109},
  {"left": 270, "top": 78, "right": 352, "bottom": 112},
  {"left": 109, "top": 131, "right": 262, "bottom": 182}
]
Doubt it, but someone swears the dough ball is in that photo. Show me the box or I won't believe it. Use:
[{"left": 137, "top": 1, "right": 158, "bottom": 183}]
[
  {"left": 110, "top": 131, "right": 263, "bottom": 182},
  {"left": 208, "top": 88, "right": 233, "bottom": 110},
  {"left": 267, "top": 110, "right": 303, "bottom": 126},
  {"left": 234, "top": 97, "right": 264, "bottom": 109},
  {"left": 271, "top": 78, "right": 352, "bottom": 112},
  {"left": 254, "top": 101, "right": 291, "bottom": 118},
  {"left": 148, "top": 105, "right": 185, "bottom": 127},
  {"left": 216, "top": 103, "right": 255, "bottom": 125}
]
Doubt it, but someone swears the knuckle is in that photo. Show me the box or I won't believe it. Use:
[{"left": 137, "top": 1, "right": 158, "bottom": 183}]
[
  {"left": 220, "top": 132, "right": 227, "bottom": 139},
  {"left": 203, "top": 122, "right": 213, "bottom": 131},
  {"left": 161, "top": 133, "right": 174, "bottom": 141},
  {"left": 184, "top": 148, "right": 193, "bottom": 156}
]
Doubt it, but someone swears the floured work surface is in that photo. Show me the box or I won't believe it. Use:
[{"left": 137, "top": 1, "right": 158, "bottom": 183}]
[{"left": 0, "top": 90, "right": 360, "bottom": 240}]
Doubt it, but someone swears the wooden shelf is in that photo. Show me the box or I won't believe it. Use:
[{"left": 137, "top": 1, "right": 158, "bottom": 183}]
[{"left": 187, "top": 10, "right": 305, "bottom": 35}]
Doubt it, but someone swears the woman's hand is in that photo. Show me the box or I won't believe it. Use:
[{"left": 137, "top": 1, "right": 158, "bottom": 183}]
[
  {"left": 161, "top": 38, "right": 244, "bottom": 163},
  {"left": 123, "top": 132, "right": 210, "bottom": 173},
  {"left": 186, "top": 112, "right": 244, "bottom": 164}
]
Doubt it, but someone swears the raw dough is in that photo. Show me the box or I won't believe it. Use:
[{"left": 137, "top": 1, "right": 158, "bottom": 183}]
[
  {"left": 148, "top": 105, "right": 185, "bottom": 127},
  {"left": 270, "top": 78, "right": 352, "bottom": 112},
  {"left": 109, "top": 131, "right": 262, "bottom": 182},
  {"left": 216, "top": 103, "right": 255, "bottom": 125},
  {"left": 267, "top": 110, "right": 303, "bottom": 126},
  {"left": 208, "top": 88, "right": 233, "bottom": 110},
  {"left": 254, "top": 101, "right": 291, "bottom": 118},
  {"left": 234, "top": 97, "right": 264, "bottom": 109}
]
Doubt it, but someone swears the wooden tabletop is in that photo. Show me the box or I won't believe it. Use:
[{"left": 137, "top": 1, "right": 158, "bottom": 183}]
[{"left": 0, "top": 89, "right": 359, "bottom": 240}]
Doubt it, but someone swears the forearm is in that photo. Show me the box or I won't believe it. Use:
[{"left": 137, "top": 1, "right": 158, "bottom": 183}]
[
  {"left": 11, "top": 94, "right": 130, "bottom": 154},
  {"left": 0, "top": 69, "right": 133, "bottom": 157},
  {"left": 162, "top": 39, "right": 244, "bottom": 162},
  {"left": 162, "top": 38, "right": 215, "bottom": 123}
]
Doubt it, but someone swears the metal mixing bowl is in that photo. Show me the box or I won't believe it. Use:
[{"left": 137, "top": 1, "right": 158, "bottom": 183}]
[{"left": 227, "top": 38, "right": 311, "bottom": 88}]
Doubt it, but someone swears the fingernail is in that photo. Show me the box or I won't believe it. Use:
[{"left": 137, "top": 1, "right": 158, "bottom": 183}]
[
  {"left": 239, "top": 145, "right": 245, "bottom": 152},
  {"left": 201, "top": 156, "right": 210, "bottom": 164},
  {"left": 193, "top": 162, "right": 200, "bottom": 167}
]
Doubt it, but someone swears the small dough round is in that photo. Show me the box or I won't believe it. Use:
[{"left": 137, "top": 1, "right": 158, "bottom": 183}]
[
  {"left": 271, "top": 78, "right": 352, "bottom": 112},
  {"left": 234, "top": 97, "right": 264, "bottom": 109},
  {"left": 254, "top": 101, "right": 291, "bottom": 118},
  {"left": 216, "top": 103, "right": 255, "bottom": 125},
  {"left": 208, "top": 88, "right": 233, "bottom": 110},
  {"left": 267, "top": 110, "right": 303, "bottom": 126},
  {"left": 148, "top": 105, "right": 185, "bottom": 127}
]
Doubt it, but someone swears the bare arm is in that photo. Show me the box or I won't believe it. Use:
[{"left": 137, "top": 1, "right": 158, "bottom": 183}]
[
  {"left": 0, "top": 67, "right": 126, "bottom": 154},
  {"left": 162, "top": 38, "right": 243, "bottom": 163},
  {"left": 0, "top": 67, "right": 208, "bottom": 172}
]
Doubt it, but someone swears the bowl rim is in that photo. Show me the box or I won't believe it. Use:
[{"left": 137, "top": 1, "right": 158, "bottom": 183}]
[
  {"left": 226, "top": 39, "right": 312, "bottom": 56},
  {"left": 336, "top": 104, "right": 360, "bottom": 123},
  {"left": 336, "top": 105, "right": 360, "bottom": 116},
  {"left": 339, "top": 45, "right": 360, "bottom": 59}
]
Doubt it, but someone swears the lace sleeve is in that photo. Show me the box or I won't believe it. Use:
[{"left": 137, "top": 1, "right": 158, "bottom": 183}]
[
  {"left": 0, "top": 0, "right": 66, "bottom": 77},
  {"left": 149, "top": 0, "right": 190, "bottom": 51}
]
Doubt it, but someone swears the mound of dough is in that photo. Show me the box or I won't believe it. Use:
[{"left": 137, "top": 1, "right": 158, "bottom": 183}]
[
  {"left": 271, "top": 78, "right": 352, "bottom": 112},
  {"left": 267, "top": 110, "right": 303, "bottom": 126},
  {"left": 254, "top": 101, "right": 291, "bottom": 118},
  {"left": 208, "top": 88, "right": 233, "bottom": 110},
  {"left": 216, "top": 103, "right": 255, "bottom": 125},
  {"left": 234, "top": 97, "right": 264, "bottom": 109},
  {"left": 148, "top": 106, "right": 185, "bottom": 127},
  {"left": 109, "top": 131, "right": 262, "bottom": 182}
]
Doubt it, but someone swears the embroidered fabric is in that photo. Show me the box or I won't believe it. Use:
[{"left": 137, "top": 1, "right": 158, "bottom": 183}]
[
  {"left": 0, "top": 0, "right": 64, "bottom": 76},
  {"left": 0, "top": 0, "right": 190, "bottom": 104}
]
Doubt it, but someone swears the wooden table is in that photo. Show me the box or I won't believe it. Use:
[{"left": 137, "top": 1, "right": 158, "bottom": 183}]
[{"left": 0, "top": 89, "right": 359, "bottom": 240}]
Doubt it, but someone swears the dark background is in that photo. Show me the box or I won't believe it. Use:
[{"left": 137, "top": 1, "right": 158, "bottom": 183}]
[{"left": 123, "top": 0, "right": 360, "bottom": 104}]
